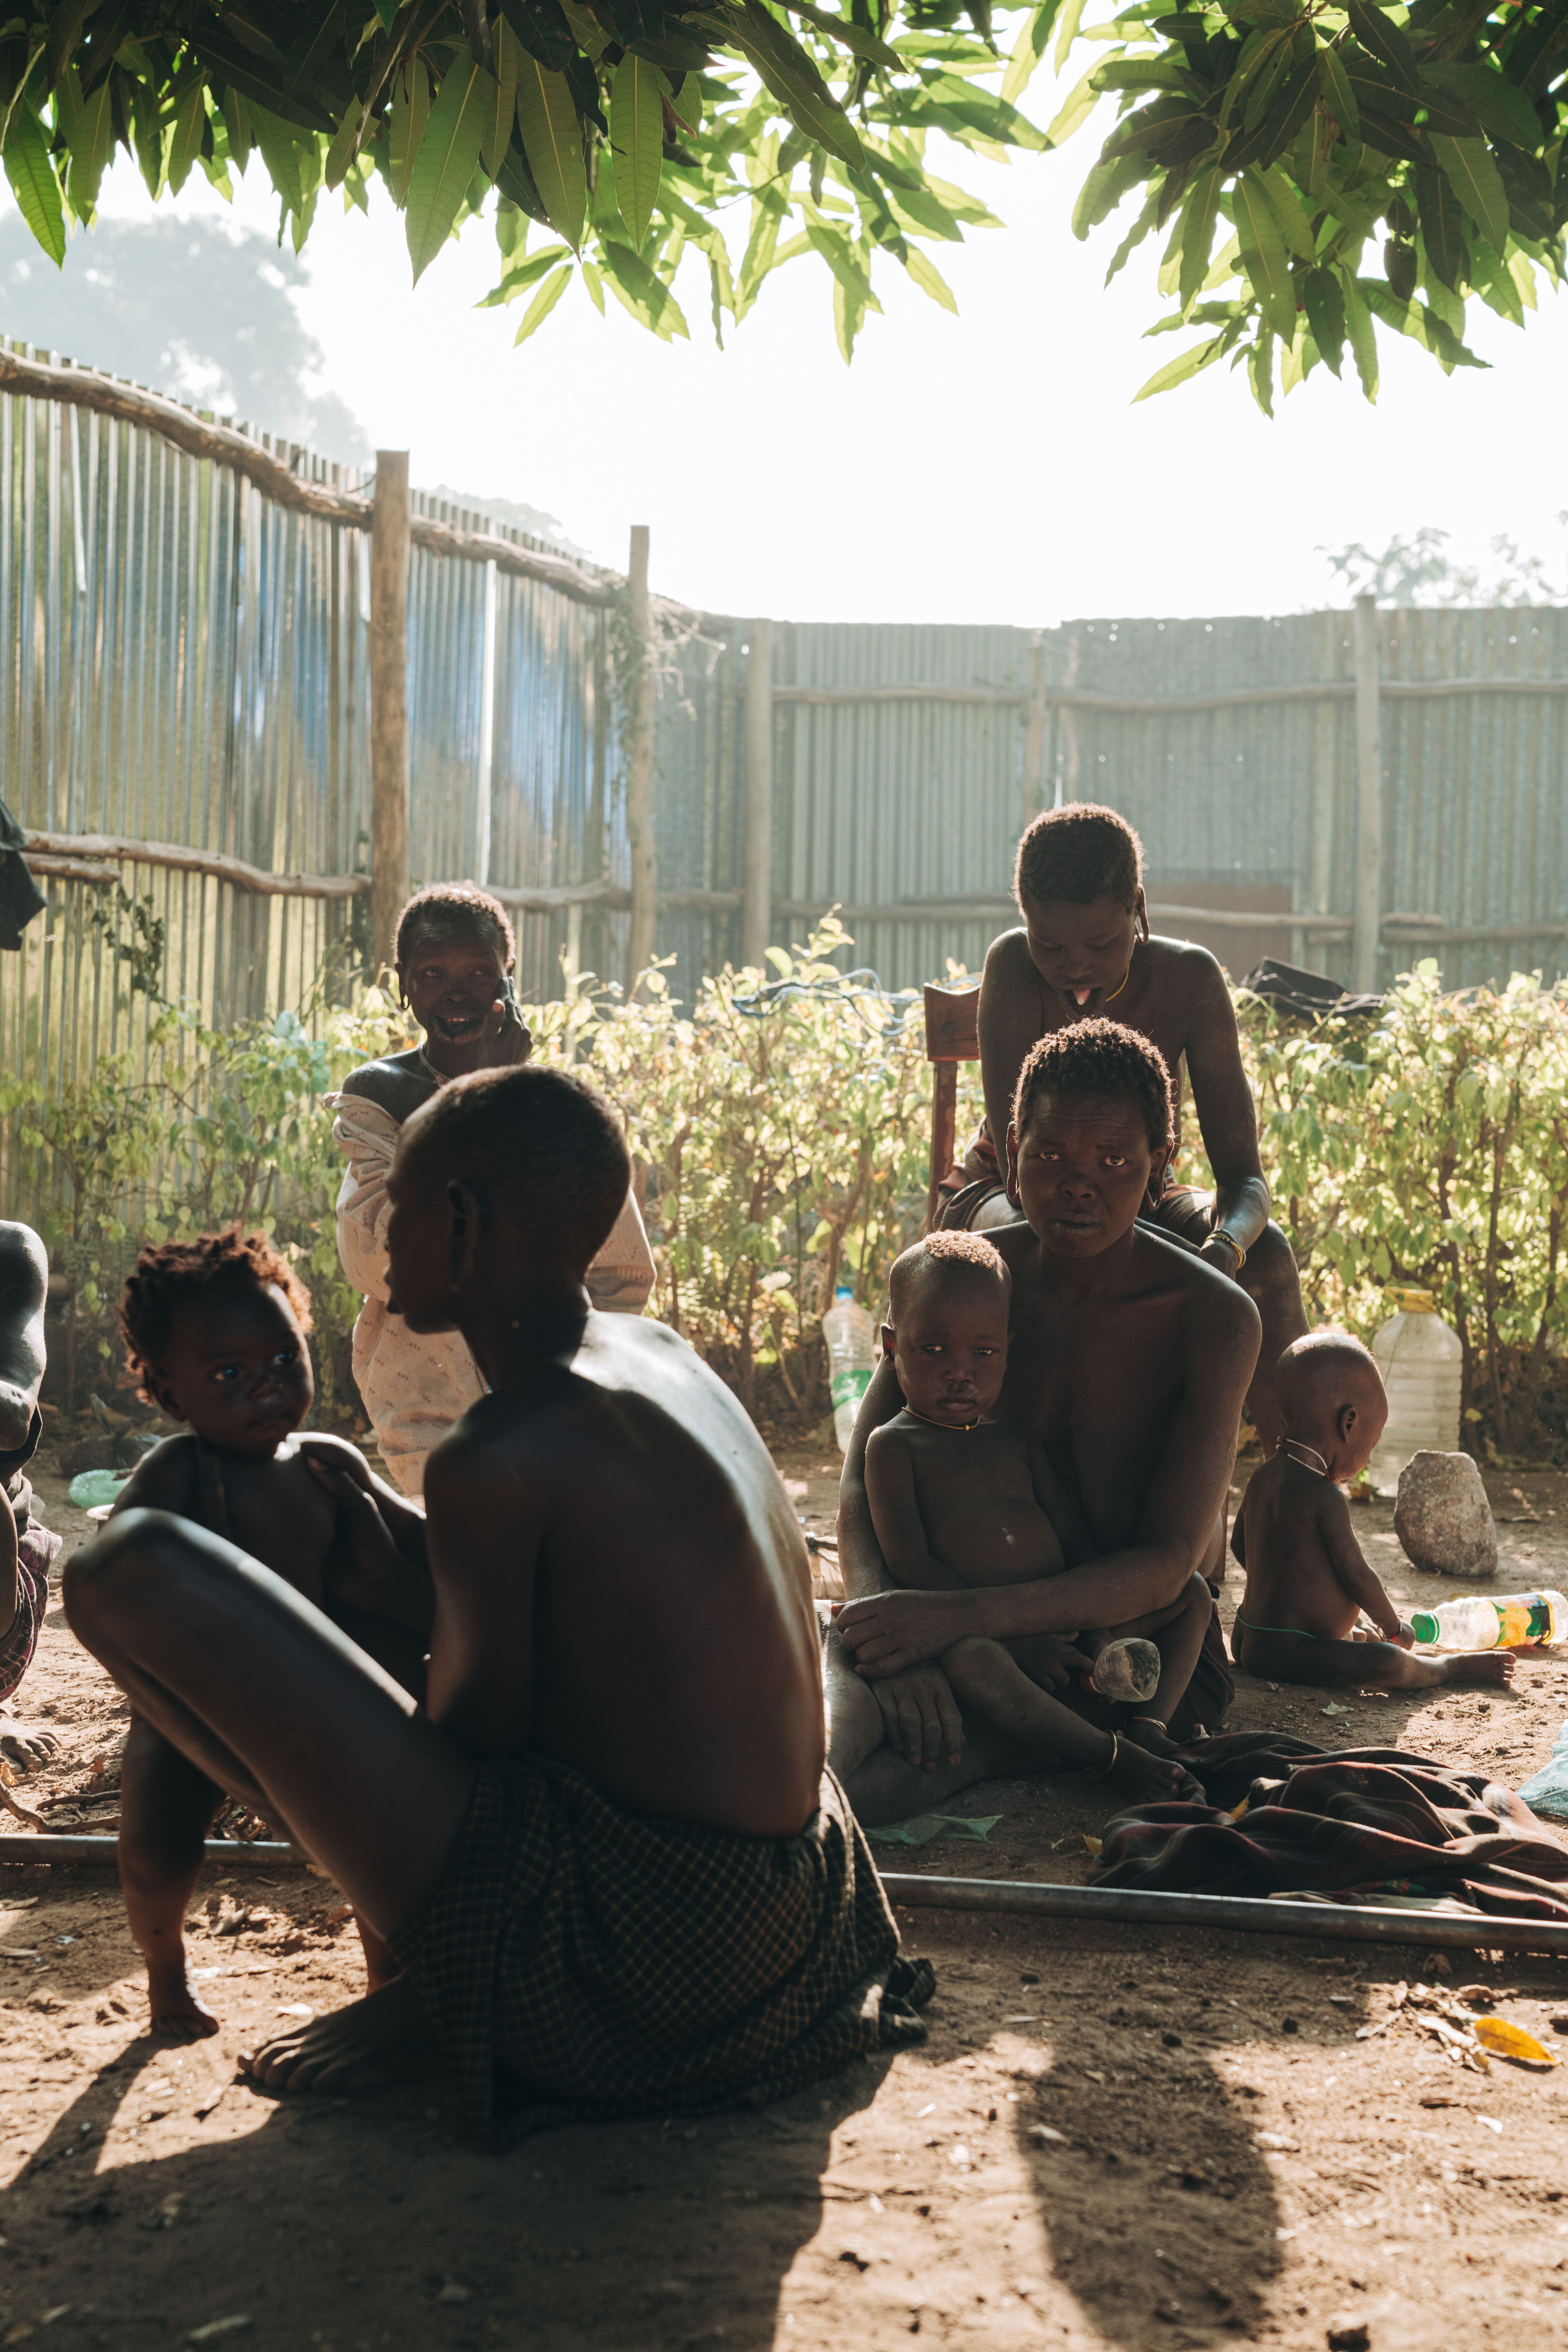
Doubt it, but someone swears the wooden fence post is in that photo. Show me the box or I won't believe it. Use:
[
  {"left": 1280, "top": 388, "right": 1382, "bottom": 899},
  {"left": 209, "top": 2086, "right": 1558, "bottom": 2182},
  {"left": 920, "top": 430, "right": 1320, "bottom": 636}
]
[
  {"left": 369, "top": 450, "right": 410, "bottom": 973},
  {"left": 625, "top": 523, "right": 657, "bottom": 993},
  {"left": 742, "top": 617, "right": 774, "bottom": 971},
  {"left": 1352, "top": 592, "right": 1383, "bottom": 994},
  {"left": 1023, "top": 630, "right": 1047, "bottom": 831}
]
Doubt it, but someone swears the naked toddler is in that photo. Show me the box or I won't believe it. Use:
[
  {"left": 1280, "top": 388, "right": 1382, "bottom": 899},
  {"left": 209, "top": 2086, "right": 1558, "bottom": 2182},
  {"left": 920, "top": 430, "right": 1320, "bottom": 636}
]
[
  {"left": 1232, "top": 1332, "right": 1515, "bottom": 1693},
  {"left": 861, "top": 1232, "right": 1212, "bottom": 1804},
  {"left": 111, "top": 1230, "right": 434, "bottom": 2036}
]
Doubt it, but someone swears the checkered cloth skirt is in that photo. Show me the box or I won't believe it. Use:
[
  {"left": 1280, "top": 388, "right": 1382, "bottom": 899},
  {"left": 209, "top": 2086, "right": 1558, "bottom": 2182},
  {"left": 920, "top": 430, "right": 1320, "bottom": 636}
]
[{"left": 390, "top": 1757, "right": 934, "bottom": 2141}]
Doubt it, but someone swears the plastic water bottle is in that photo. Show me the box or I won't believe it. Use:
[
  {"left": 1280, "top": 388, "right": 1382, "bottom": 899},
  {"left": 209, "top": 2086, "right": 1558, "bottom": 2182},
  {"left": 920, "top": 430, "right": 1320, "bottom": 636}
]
[
  {"left": 822, "top": 1286, "right": 877, "bottom": 1453},
  {"left": 1408, "top": 1589, "right": 1566, "bottom": 1651},
  {"left": 1367, "top": 1287, "right": 1463, "bottom": 1497}
]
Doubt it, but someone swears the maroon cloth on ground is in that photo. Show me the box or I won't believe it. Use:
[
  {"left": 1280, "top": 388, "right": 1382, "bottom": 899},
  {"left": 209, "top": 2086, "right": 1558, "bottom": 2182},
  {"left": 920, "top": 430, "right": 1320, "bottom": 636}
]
[
  {"left": 0, "top": 1522, "right": 62, "bottom": 1704},
  {"left": 1089, "top": 1740, "right": 1568, "bottom": 1923}
]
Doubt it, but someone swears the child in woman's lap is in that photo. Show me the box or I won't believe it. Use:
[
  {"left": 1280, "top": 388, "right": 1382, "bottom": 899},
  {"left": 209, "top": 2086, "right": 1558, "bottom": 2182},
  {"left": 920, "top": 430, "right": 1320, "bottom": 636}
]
[
  {"left": 112, "top": 1231, "right": 432, "bottom": 2037},
  {"left": 1232, "top": 1332, "right": 1514, "bottom": 1693},
  {"left": 862, "top": 1234, "right": 1211, "bottom": 1806}
]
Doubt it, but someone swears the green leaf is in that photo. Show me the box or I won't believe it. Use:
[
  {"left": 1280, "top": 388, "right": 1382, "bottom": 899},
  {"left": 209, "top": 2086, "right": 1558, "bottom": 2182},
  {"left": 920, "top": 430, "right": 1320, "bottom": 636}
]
[
  {"left": 1132, "top": 332, "right": 1225, "bottom": 400},
  {"left": 610, "top": 54, "right": 663, "bottom": 250},
  {"left": 1054, "top": 0, "right": 1087, "bottom": 70},
  {"left": 672, "top": 71, "right": 702, "bottom": 132},
  {"left": 323, "top": 95, "right": 365, "bottom": 190},
  {"left": 1344, "top": 0, "right": 1417, "bottom": 96},
  {"left": 2, "top": 105, "right": 65, "bottom": 265},
  {"left": 1248, "top": 320, "right": 1276, "bottom": 415},
  {"left": 166, "top": 82, "right": 207, "bottom": 198},
  {"left": 406, "top": 58, "right": 494, "bottom": 281},
  {"left": 387, "top": 57, "right": 430, "bottom": 207},
  {"left": 1301, "top": 263, "right": 1345, "bottom": 373},
  {"left": 484, "top": 18, "right": 523, "bottom": 177},
  {"left": 1001, "top": 0, "right": 1062, "bottom": 105},
  {"left": 1430, "top": 132, "right": 1510, "bottom": 256},
  {"left": 598, "top": 237, "right": 691, "bottom": 339},
  {"left": 902, "top": 244, "right": 956, "bottom": 311},
  {"left": 371, "top": 0, "right": 400, "bottom": 28},
  {"left": 1233, "top": 171, "right": 1298, "bottom": 338},
  {"left": 802, "top": 213, "right": 882, "bottom": 312},
  {"left": 724, "top": 0, "right": 864, "bottom": 169},
  {"left": 1071, "top": 145, "right": 1143, "bottom": 238},
  {"left": 1415, "top": 161, "right": 1466, "bottom": 292},
  {"left": 1261, "top": 163, "right": 1316, "bottom": 259},
  {"left": 221, "top": 87, "right": 254, "bottom": 173},
  {"left": 57, "top": 65, "right": 115, "bottom": 220},
  {"left": 1179, "top": 164, "right": 1223, "bottom": 314},
  {"left": 778, "top": 0, "right": 906, "bottom": 73},
  {"left": 478, "top": 241, "right": 572, "bottom": 304},
  {"left": 1316, "top": 40, "right": 1358, "bottom": 142},
  {"left": 1421, "top": 62, "right": 1542, "bottom": 154},
  {"left": 1044, "top": 60, "right": 1102, "bottom": 148},
  {"left": 515, "top": 59, "right": 587, "bottom": 249},
  {"left": 513, "top": 259, "right": 573, "bottom": 342}
]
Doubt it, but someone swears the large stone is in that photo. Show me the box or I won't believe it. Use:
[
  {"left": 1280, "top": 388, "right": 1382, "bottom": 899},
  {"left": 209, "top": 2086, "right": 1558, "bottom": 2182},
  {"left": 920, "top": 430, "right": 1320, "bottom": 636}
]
[{"left": 1394, "top": 1450, "right": 1498, "bottom": 1579}]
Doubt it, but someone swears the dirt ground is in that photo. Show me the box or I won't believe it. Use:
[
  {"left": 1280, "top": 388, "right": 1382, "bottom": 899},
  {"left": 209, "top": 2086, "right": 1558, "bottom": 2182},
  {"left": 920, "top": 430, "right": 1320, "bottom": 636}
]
[{"left": 3, "top": 1454, "right": 1568, "bottom": 2351}]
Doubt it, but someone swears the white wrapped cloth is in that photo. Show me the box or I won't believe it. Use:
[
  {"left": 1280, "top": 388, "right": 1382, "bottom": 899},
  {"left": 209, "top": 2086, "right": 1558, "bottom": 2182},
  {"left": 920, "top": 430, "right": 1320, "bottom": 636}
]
[{"left": 327, "top": 1091, "right": 655, "bottom": 1497}]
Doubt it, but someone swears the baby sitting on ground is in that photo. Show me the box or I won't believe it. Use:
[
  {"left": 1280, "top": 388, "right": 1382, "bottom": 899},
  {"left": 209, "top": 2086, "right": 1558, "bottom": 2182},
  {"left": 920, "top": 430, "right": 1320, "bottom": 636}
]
[
  {"left": 1231, "top": 1331, "right": 1514, "bottom": 1692},
  {"left": 111, "top": 1230, "right": 433, "bottom": 2037},
  {"left": 861, "top": 1232, "right": 1212, "bottom": 1805}
]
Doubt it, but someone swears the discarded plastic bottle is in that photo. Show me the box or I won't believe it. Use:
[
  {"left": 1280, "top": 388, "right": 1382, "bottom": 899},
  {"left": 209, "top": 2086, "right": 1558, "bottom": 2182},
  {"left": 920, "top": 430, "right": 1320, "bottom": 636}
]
[
  {"left": 1408, "top": 1588, "right": 1567, "bottom": 1651},
  {"left": 1367, "top": 1287, "right": 1463, "bottom": 1497},
  {"left": 822, "top": 1286, "right": 877, "bottom": 1454}
]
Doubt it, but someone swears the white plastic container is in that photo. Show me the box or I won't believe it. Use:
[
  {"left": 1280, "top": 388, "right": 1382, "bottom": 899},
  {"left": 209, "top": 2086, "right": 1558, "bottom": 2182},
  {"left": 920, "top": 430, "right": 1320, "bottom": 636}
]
[
  {"left": 822, "top": 1286, "right": 877, "bottom": 1453},
  {"left": 1409, "top": 1589, "right": 1566, "bottom": 1651},
  {"left": 1366, "top": 1286, "right": 1463, "bottom": 1497}
]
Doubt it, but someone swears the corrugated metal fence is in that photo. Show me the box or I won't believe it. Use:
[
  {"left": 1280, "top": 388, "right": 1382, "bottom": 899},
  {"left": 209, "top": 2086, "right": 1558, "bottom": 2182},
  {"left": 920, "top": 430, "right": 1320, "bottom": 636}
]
[{"left": 2, "top": 343, "right": 1565, "bottom": 1211}]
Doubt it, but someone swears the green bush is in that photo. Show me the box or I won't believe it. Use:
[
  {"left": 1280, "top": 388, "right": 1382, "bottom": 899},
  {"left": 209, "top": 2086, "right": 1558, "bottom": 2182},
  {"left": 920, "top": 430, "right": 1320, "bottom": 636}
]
[
  {"left": 6, "top": 931, "right": 1566, "bottom": 1465},
  {"left": 1234, "top": 964, "right": 1568, "bottom": 1463}
]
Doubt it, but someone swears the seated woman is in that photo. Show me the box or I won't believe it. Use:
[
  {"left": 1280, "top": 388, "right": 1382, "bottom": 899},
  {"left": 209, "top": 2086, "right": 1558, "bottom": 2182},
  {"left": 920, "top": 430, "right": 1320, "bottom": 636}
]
[
  {"left": 831, "top": 1020, "right": 1260, "bottom": 1827},
  {"left": 955, "top": 802, "right": 1305, "bottom": 1452},
  {"left": 331, "top": 884, "right": 654, "bottom": 1495}
]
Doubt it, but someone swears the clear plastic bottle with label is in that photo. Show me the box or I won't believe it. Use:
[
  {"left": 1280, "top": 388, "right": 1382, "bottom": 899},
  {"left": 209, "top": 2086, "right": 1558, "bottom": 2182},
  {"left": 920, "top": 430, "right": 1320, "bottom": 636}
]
[
  {"left": 822, "top": 1287, "right": 877, "bottom": 1453},
  {"left": 1367, "top": 1286, "right": 1464, "bottom": 1497},
  {"left": 1408, "top": 1589, "right": 1566, "bottom": 1651}
]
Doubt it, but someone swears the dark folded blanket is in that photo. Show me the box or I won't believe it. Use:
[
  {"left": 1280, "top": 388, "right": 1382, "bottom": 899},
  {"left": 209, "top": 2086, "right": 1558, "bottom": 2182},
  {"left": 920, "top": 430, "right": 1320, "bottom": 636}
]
[
  {"left": 1089, "top": 1737, "right": 1568, "bottom": 1924},
  {"left": 390, "top": 1756, "right": 933, "bottom": 2140}
]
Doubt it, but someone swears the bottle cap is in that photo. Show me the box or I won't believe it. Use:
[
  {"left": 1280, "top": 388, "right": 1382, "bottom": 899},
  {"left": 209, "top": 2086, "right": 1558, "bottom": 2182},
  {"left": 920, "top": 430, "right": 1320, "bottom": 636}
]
[
  {"left": 1409, "top": 1611, "right": 1438, "bottom": 1643},
  {"left": 834, "top": 1285, "right": 853, "bottom": 1301},
  {"left": 1384, "top": 1285, "right": 1436, "bottom": 1314}
]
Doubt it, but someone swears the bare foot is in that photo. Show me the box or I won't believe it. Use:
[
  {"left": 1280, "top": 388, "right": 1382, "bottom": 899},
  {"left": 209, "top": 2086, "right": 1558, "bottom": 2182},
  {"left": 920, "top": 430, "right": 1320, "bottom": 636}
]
[
  {"left": 239, "top": 1977, "right": 435, "bottom": 2096},
  {"left": 0, "top": 1716, "right": 60, "bottom": 1770},
  {"left": 1443, "top": 1651, "right": 1517, "bottom": 1688},
  {"left": 149, "top": 1962, "right": 220, "bottom": 2041},
  {"left": 1123, "top": 1719, "right": 1207, "bottom": 1804},
  {"left": 1101, "top": 1733, "right": 1196, "bottom": 1809}
]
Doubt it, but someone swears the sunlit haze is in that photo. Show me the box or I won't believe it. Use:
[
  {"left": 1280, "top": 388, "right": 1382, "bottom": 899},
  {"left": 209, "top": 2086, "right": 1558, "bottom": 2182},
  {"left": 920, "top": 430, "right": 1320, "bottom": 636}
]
[{"left": 7, "top": 76, "right": 1566, "bottom": 627}]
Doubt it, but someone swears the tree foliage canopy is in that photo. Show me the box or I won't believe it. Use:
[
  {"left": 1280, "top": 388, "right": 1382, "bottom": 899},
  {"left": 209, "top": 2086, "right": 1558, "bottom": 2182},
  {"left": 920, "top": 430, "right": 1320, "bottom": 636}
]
[{"left": 0, "top": 0, "right": 1563, "bottom": 401}]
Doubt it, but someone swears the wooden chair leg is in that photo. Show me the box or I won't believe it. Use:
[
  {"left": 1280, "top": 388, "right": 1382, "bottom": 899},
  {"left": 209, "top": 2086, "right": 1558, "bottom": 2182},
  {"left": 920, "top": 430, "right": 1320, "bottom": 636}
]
[{"left": 926, "top": 1061, "right": 958, "bottom": 1231}]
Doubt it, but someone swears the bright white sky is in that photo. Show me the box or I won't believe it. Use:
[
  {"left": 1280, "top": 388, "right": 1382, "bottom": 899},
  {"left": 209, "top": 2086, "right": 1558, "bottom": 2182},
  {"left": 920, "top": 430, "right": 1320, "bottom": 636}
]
[{"left": 20, "top": 75, "right": 1568, "bottom": 627}]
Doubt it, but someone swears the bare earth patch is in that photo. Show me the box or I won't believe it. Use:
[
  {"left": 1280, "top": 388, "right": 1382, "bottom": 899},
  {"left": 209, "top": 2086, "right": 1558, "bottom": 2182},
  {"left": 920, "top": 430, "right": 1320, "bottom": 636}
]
[{"left": 0, "top": 1459, "right": 1564, "bottom": 2350}]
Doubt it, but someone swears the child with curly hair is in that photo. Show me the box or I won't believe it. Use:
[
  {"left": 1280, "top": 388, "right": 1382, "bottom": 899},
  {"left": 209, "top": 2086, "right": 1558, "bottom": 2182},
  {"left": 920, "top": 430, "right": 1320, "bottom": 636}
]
[{"left": 111, "top": 1229, "right": 433, "bottom": 2038}]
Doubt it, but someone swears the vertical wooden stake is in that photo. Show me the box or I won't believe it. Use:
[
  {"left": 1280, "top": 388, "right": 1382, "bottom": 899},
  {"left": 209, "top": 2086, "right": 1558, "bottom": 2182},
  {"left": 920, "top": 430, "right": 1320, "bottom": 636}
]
[
  {"left": 927, "top": 1062, "right": 958, "bottom": 1231},
  {"left": 625, "top": 523, "right": 656, "bottom": 993},
  {"left": 742, "top": 617, "right": 774, "bottom": 971},
  {"left": 369, "top": 449, "right": 410, "bottom": 974},
  {"left": 1023, "top": 630, "right": 1047, "bottom": 835},
  {"left": 1352, "top": 592, "right": 1383, "bottom": 995}
]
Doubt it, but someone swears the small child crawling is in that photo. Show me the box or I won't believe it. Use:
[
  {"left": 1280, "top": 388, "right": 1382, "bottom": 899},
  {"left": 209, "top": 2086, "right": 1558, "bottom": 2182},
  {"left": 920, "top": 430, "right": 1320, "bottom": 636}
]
[
  {"left": 1232, "top": 1331, "right": 1514, "bottom": 1693},
  {"left": 862, "top": 1233, "right": 1212, "bottom": 1805},
  {"left": 111, "top": 1230, "right": 434, "bottom": 2038}
]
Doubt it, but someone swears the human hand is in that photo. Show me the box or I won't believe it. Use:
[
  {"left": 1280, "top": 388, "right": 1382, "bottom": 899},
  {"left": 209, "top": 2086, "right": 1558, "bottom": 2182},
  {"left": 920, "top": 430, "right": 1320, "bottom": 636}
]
[
  {"left": 869, "top": 1663, "right": 966, "bottom": 1771},
  {"left": 1393, "top": 1619, "right": 1417, "bottom": 1650},
  {"left": 1022, "top": 1634, "right": 1097, "bottom": 1691},
  {"left": 309, "top": 1458, "right": 432, "bottom": 1634},
  {"left": 477, "top": 993, "right": 532, "bottom": 1070},
  {"left": 834, "top": 1587, "right": 980, "bottom": 1678}
]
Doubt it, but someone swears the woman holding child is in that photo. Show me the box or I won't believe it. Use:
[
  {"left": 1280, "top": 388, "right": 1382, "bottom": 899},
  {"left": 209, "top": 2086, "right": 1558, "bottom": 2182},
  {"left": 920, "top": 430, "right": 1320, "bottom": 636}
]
[
  {"left": 330, "top": 884, "right": 654, "bottom": 1495},
  {"left": 831, "top": 1018, "right": 1261, "bottom": 1823}
]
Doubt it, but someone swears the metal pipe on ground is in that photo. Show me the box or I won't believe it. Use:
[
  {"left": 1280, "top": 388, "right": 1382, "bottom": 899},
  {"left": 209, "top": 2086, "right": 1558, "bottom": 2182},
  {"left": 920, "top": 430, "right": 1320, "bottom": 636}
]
[
  {"left": 880, "top": 1873, "right": 1568, "bottom": 1956},
  {"left": 0, "top": 1837, "right": 297, "bottom": 1867}
]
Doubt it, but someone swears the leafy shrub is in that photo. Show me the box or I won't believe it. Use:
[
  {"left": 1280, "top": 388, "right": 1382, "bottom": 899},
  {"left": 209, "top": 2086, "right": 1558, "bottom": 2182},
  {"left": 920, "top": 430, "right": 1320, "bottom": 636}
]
[{"left": 1235, "top": 964, "right": 1568, "bottom": 1463}]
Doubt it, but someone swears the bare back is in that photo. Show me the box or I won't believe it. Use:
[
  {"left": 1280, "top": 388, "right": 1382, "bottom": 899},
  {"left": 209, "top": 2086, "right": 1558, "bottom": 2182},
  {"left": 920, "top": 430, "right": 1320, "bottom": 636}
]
[{"left": 423, "top": 1313, "right": 824, "bottom": 1839}]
